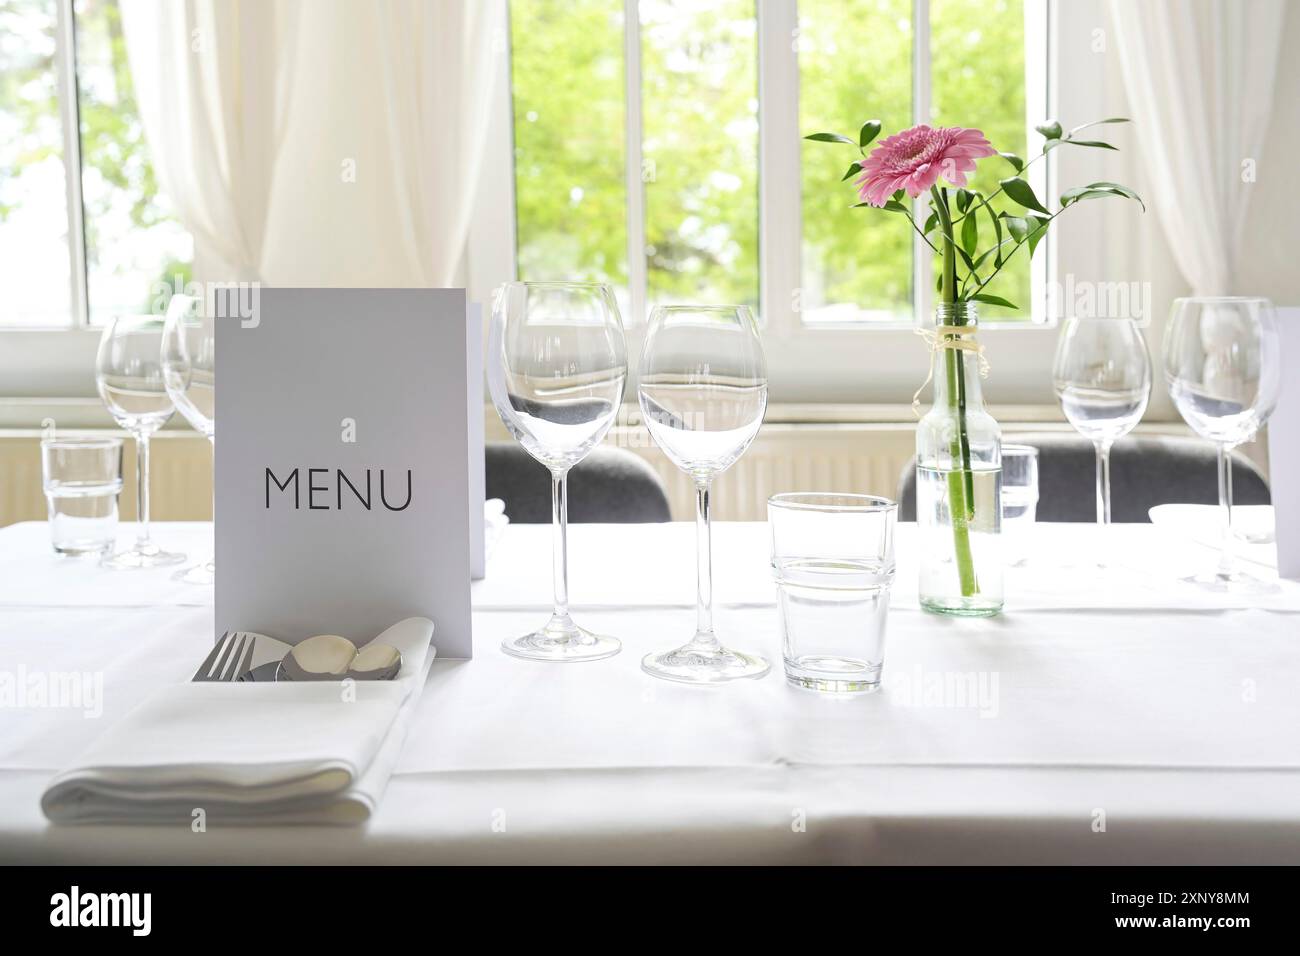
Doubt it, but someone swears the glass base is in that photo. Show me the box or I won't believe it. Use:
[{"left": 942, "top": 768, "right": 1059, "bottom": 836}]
[
  {"left": 174, "top": 559, "right": 215, "bottom": 585},
  {"left": 101, "top": 542, "right": 186, "bottom": 570},
  {"left": 1181, "top": 569, "right": 1279, "bottom": 596},
  {"left": 501, "top": 613, "right": 620, "bottom": 662},
  {"left": 920, "top": 597, "right": 1003, "bottom": 618},
  {"left": 785, "top": 656, "right": 881, "bottom": 694},
  {"left": 642, "top": 637, "right": 770, "bottom": 685}
]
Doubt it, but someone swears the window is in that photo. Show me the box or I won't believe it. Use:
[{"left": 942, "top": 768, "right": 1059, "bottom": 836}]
[
  {"left": 0, "top": 0, "right": 191, "bottom": 329},
  {"left": 509, "top": 0, "right": 1043, "bottom": 327}
]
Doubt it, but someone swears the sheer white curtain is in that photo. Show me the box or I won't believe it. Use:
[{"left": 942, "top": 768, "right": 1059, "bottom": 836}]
[
  {"left": 121, "top": 0, "right": 504, "bottom": 288},
  {"left": 1108, "top": 0, "right": 1286, "bottom": 296},
  {"left": 120, "top": 0, "right": 298, "bottom": 282}
]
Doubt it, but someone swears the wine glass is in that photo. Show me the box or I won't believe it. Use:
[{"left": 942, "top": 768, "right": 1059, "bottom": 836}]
[
  {"left": 638, "top": 305, "right": 770, "bottom": 684},
  {"left": 1163, "top": 297, "right": 1280, "bottom": 591},
  {"left": 96, "top": 314, "right": 186, "bottom": 569},
  {"left": 161, "top": 294, "right": 216, "bottom": 584},
  {"left": 1052, "top": 316, "right": 1151, "bottom": 527},
  {"left": 487, "top": 281, "right": 628, "bottom": 661}
]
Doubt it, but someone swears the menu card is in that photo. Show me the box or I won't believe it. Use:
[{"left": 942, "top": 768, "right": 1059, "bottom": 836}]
[{"left": 216, "top": 288, "right": 475, "bottom": 657}]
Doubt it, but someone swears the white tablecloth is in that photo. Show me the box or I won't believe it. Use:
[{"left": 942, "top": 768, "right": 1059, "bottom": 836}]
[{"left": 2, "top": 520, "right": 1299, "bottom": 864}]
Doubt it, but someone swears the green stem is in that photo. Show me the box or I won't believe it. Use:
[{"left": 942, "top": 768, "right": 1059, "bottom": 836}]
[{"left": 931, "top": 187, "right": 979, "bottom": 598}]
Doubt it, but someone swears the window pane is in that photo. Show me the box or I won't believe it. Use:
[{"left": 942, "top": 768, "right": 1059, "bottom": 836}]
[
  {"left": 930, "top": 0, "right": 1028, "bottom": 320},
  {"left": 75, "top": 0, "right": 192, "bottom": 325},
  {"left": 510, "top": 0, "right": 628, "bottom": 296},
  {"left": 0, "top": 0, "right": 72, "bottom": 326},
  {"left": 641, "top": 0, "right": 757, "bottom": 313},
  {"left": 799, "top": 0, "right": 913, "bottom": 323}
]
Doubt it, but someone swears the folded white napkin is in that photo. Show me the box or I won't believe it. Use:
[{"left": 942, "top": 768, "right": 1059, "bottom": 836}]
[{"left": 41, "top": 617, "right": 435, "bottom": 826}]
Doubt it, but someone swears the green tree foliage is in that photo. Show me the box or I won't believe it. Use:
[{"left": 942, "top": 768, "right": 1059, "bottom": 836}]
[{"left": 512, "top": 0, "right": 1030, "bottom": 321}]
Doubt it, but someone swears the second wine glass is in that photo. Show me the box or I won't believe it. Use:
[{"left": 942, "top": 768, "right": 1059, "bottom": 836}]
[
  {"left": 161, "top": 294, "right": 216, "bottom": 584},
  {"left": 1051, "top": 316, "right": 1151, "bottom": 527},
  {"left": 488, "top": 281, "right": 628, "bottom": 662},
  {"left": 639, "top": 305, "right": 769, "bottom": 684}
]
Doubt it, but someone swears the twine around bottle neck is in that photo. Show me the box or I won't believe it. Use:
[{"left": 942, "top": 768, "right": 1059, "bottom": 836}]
[{"left": 911, "top": 301, "right": 990, "bottom": 413}]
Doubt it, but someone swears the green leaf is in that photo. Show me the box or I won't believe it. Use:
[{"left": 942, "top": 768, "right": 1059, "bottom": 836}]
[
  {"left": 1000, "top": 177, "right": 1051, "bottom": 215},
  {"left": 1060, "top": 186, "right": 1146, "bottom": 212},
  {"left": 1034, "top": 120, "right": 1062, "bottom": 140},
  {"left": 1002, "top": 214, "right": 1030, "bottom": 243},
  {"left": 1066, "top": 182, "right": 1149, "bottom": 212},
  {"left": 961, "top": 208, "right": 979, "bottom": 256},
  {"left": 922, "top": 211, "right": 939, "bottom": 234},
  {"left": 972, "top": 240, "right": 1010, "bottom": 272},
  {"left": 1026, "top": 213, "right": 1051, "bottom": 257},
  {"left": 971, "top": 293, "right": 1019, "bottom": 310},
  {"left": 841, "top": 161, "right": 863, "bottom": 182},
  {"left": 999, "top": 152, "right": 1025, "bottom": 172},
  {"left": 936, "top": 271, "right": 944, "bottom": 294},
  {"left": 985, "top": 202, "right": 1004, "bottom": 266},
  {"left": 891, "top": 188, "right": 906, "bottom": 202},
  {"left": 859, "top": 120, "right": 882, "bottom": 149},
  {"left": 882, "top": 200, "right": 909, "bottom": 213},
  {"left": 957, "top": 245, "right": 979, "bottom": 278},
  {"left": 955, "top": 189, "right": 972, "bottom": 213},
  {"left": 1065, "top": 139, "right": 1118, "bottom": 150},
  {"left": 805, "top": 132, "right": 855, "bottom": 145},
  {"left": 1067, "top": 117, "right": 1129, "bottom": 136}
]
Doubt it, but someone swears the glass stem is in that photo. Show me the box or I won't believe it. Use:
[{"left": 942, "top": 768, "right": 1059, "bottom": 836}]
[
  {"left": 1094, "top": 440, "right": 1112, "bottom": 525},
  {"left": 135, "top": 432, "right": 153, "bottom": 549},
  {"left": 1217, "top": 443, "right": 1235, "bottom": 581},
  {"left": 551, "top": 469, "right": 570, "bottom": 621},
  {"left": 693, "top": 479, "right": 718, "bottom": 647}
]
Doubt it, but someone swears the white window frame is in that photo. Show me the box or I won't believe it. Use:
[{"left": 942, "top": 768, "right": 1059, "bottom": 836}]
[
  {"left": 473, "top": 0, "right": 1061, "bottom": 405},
  {"left": 9, "top": 0, "right": 1084, "bottom": 414}
]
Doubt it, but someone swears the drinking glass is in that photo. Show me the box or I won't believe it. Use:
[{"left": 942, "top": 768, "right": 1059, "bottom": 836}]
[
  {"left": 488, "top": 281, "right": 628, "bottom": 661},
  {"left": 1000, "top": 444, "right": 1039, "bottom": 565},
  {"left": 1052, "top": 317, "right": 1151, "bottom": 526},
  {"left": 1163, "top": 297, "right": 1280, "bottom": 590},
  {"left": 162, "top": 295, "right": 216, "bottom": 584},
  {"left": 95, "top": 314, "right": 186, "bottom": 569},
  {"left": 639, "top": 305, "right": 769, "bottom": 684},
  {"left": 768, "top": 493, "right": 896, "bottom": 694},
  {"left": 41, "top": 437, "right": 123, "bottom": 556}
]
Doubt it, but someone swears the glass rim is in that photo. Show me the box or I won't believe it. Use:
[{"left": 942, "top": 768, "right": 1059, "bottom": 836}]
[
  {"left": 768, "top": 492, "right": 897, "bottom": 514},
  {"left": 500, "top": 279, "right": 614, "bottom": 292},
  {"left": 1001, "top": 443, "right": 1039, "bottom": 457},
  {"left": 649, "top": 303, "right": 754, "bottom": 316},
  {"left": 40, "top": 436, "right": 123, "bottom": 450},
  {"left": 1171, "top": 296, "right": 1273, "bottom": 306}
]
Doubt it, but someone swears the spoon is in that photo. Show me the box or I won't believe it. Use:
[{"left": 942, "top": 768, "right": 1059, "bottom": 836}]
[{"left": 275, "top": 634, "right": 403, "bottom": 682}]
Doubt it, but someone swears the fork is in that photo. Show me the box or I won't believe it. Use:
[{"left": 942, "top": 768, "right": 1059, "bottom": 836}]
[{"left": 192, "top": 631, "right": 257, "bottom": 682}]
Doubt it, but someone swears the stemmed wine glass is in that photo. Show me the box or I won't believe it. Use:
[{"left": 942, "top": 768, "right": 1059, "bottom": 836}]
[
  {"left": 161, "top": 295, "right": 216, "bottom": 584},
  {"left": 95, "top": 314, "right": 186, "bottom": 569},
  {"left": 638, "top": 305, "right": 769, "bottom": 684},
  {"left": 488, "top": 281, "right": 628, "bottom": 661},
  {"left": 1052, "top": 316, "right": 1151, "bottom": 528},
  {"left": 1163, "top": 297, "right": 1280, "bottom": 591}
]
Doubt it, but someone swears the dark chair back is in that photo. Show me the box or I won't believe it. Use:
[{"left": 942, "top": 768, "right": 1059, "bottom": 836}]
[
  {"left": 897, "top": 433, "right": 1269, "bottom": 522},
  {"left": 486, "top": 442, "right": 671, "bottom": 523}
]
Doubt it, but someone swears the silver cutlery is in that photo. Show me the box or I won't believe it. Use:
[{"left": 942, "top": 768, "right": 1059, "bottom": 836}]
[{"left": 192, "top": 631, "right": 257, "bottom": 682}]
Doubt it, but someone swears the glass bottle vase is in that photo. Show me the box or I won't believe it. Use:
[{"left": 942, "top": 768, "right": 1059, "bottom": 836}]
[{"left": 915, "top": 302, "right": 1004, "bottom": 616}]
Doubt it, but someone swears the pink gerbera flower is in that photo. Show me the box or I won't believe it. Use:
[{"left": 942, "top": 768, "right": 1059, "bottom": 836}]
[{"left": 854, "top": 124, "right": 996, "bottom": 207}]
